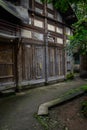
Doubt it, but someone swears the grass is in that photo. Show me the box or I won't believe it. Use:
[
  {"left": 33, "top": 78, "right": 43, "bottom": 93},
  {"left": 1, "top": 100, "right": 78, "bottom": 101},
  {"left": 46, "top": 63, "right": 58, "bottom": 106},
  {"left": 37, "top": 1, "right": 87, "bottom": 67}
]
[
  {"left": 34, "top": 113, "right": 60, "bottom": 130},
  {"left": 34, "top": 113, "right": 50, "bottom": 130},
  {"left": 81, "top": 85, "right": 87, "bottom": 92}
]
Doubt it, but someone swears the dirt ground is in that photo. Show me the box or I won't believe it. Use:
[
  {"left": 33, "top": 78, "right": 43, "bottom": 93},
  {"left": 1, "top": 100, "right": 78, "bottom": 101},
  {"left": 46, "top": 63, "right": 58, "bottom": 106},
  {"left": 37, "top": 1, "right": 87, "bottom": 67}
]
[{"left": 49, "top": 95, "right": 87, "bottom": 130}]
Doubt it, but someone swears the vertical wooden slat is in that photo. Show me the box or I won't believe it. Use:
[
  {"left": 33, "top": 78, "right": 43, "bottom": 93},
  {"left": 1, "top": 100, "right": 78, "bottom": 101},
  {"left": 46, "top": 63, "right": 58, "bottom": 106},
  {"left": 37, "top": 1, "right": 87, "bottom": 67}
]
[
  {"left": 44, "top": 1, "right": 49, "bottom": 84},
  {"left": 63, "top": 26, "right": 67, "bottom": 75}
]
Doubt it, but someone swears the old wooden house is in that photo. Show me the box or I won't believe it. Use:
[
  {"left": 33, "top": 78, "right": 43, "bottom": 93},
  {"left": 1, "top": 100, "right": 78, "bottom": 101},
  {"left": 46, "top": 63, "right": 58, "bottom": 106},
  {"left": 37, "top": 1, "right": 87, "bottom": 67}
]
[{"left": 0, "top": 0, "right": 77, "bottom": 91}]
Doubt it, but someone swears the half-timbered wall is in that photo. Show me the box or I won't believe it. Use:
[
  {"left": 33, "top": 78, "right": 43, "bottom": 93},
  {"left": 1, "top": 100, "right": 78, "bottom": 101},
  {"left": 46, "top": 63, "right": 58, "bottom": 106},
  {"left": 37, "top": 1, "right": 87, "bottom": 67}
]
[
  {"left": 17, "top": 0, "right": 66, "bottom": 86},
  {"left": 0, "top": 0, "right": 74, "bottom": 90}
]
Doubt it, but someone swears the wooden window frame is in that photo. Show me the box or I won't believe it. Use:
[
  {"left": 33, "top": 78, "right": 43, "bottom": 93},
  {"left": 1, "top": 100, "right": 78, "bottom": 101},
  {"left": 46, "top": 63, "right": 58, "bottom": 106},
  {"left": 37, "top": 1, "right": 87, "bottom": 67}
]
[
  {"left": 33, "top": 16, "right": 44, "bottom": 29},
  {"left": 56, "top": 26, "right": 63, "bottom": 34},
  {"left": 34, "top": 0, "right": 44, "bottom": 13},
  {"left": 47, "top": 20, "right": 56, "bottom": 32},
  {"left": 47, "top": 3, "right": 54, "bottom": 11},
  {"left": 34, "top": 19, "right": 44, "bottom": 28},
  {"left": 32, "top": 31, "right": 44, "bottom": 41}
]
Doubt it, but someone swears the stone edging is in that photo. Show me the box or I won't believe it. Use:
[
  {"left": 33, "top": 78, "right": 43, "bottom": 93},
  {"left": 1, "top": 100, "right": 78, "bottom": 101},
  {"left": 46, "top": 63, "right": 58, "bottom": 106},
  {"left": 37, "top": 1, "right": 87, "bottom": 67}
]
[{"left": 38, "top": 90, "right": 84, "bottom": 116}]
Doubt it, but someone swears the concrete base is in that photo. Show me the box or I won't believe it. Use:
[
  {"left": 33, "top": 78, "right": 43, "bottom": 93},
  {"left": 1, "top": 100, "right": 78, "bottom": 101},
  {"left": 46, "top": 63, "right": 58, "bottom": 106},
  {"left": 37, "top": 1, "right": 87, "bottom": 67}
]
[{"left": 38, "top": 90, "right": 84, "bottom": 116}]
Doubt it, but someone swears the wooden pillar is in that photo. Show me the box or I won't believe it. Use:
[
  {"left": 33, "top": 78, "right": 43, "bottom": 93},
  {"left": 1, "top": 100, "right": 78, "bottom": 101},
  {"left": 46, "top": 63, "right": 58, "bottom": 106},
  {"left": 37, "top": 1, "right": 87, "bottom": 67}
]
[
  {"left": 63, "top": 26, "right": 67, "bottom": 76},
  {"left": 14, "top": 38, "right": 22, "bottom": 92},
  {"left": 14, "top": 40, "right": 19, "bottom": 91},
  {"left": 44, "top": 33, "right": 49, "bottom": 84},
  {"left": 44, "top": 3, "right": 49, "bottom": 84}
]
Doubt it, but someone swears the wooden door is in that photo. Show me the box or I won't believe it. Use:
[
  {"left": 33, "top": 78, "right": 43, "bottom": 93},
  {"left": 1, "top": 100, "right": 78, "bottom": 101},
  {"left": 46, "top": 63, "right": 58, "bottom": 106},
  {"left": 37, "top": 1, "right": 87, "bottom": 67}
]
[
  {"left": 0, "top": 44, "right": 14, "bottom": 83},
  {"left": 22, "top": 45, "right": 44, "bottom": 81}
]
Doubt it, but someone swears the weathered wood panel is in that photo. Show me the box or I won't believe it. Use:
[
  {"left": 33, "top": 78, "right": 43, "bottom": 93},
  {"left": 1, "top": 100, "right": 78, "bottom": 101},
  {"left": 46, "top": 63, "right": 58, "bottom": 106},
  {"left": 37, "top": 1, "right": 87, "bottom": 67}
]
[
  {"left": 0, "top": 20, "right": 17, "bottom": 36},
  {"left": 35, "top": 46, "right": 44, "bottom": 79},
  {"left": 48, "top": 47, "right": 56, "bottom": 76},
  {"left": 22, "top": 44, "right": 44, "bottom": 81},
  {"left": 57, "top": 49, "right": 64, "bottom": 76},
  {"left": 48, "top": 47, "right": 64, "bottom": 77},
  {"left": 22, "top": 44, "right": 32, "bottom": 80},
  {"left": 0, "top": 44, "right": 14, "bottom": 83}
]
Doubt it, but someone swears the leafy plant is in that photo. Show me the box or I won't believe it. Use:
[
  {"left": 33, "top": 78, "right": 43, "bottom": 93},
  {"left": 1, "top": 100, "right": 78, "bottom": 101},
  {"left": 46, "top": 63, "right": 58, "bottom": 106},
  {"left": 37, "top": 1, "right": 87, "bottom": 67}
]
[
  {"left": 81, "top": 85, "right": 87, "bottom": 92},
  {"left": 67, "top": 18, "right": 87, "bottom": 55},
  {"left": 34, "top": 113, "right": 59, "bottom": 130},
  {"left": 81, "top": 99, "right": 87, "bottom": 117},
  {"left": 41, "top": 0, "right": 87, "bottom": 55},
  {"left": 66, "top": 72, "right": 74, "bottom": 80},
  {"left": 34, "top": 114, "right": 49, "bottom": 130}
]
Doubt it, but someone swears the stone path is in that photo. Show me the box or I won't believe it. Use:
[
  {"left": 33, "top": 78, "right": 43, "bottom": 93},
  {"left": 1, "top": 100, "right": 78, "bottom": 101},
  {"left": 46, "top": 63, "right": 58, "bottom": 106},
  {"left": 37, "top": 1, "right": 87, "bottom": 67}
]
[{"left": 0, "top": 78, "right": 86, "bottom": 130}]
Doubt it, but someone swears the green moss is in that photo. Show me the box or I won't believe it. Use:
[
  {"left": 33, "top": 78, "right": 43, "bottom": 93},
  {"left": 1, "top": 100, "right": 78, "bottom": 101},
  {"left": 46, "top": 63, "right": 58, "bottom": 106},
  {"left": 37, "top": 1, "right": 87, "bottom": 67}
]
[
  {"left": 34, "top": 113, "right": 49, "bottom": 130},
  {"left": 62, "top": 88, "right": 81, "bottom": 99},
  {"left": 34, "top": 113, "right": 59, "bottom": 130}
]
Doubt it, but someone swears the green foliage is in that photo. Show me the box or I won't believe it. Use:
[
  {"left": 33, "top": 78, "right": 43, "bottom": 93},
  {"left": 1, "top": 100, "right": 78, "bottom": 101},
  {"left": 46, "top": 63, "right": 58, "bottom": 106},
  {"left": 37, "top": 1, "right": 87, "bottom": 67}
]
[
  {"left": 41, "top": 0, "right": 87, "bottom": 12},
  {"left": 67, "top": 17, "right": 87, "bottom": 55},
  {"left": 81, "top": 85, "right": 87, "bottom": 92},
  {"left": 67, "top": 21, "right": 87, "bottom": 55},
  {"left": 34, "top": 114, "right": 49, "bottom": 130},
  {"left": 41, "top": 0, "right": 87, "bottom": 55},
  {"left": 34, "top": 113, "right": 59, "bottom": 130},
  {"left": 81, "top": 99, "right": 87, "bottom": 117},
  {"left": 66, "top": 72, "right": 74, "bottom": 80},
  {"left": 75, "top": 2, "right": 87, "bottom": 19},
  {"left": 41, "top": 0, "right": 69, "bottom": 11}
]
